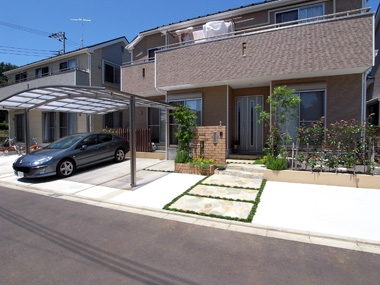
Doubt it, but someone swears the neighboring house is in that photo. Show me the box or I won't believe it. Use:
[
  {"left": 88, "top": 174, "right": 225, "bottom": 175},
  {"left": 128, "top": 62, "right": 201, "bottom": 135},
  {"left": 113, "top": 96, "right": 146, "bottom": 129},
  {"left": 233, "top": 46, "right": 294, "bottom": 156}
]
[
  {"left": 0, "top": 37, "right": 129, "bottom": 143},
  {"left": 122, "top": 0, "right": 374, "bottom": 156}
]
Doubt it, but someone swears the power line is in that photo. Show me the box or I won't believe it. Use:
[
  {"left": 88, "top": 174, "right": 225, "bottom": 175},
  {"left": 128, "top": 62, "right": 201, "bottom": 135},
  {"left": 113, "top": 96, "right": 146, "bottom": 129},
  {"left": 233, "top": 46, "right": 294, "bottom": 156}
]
[{"left": 0, "top": 21, "right": 50, "bottom": 37}]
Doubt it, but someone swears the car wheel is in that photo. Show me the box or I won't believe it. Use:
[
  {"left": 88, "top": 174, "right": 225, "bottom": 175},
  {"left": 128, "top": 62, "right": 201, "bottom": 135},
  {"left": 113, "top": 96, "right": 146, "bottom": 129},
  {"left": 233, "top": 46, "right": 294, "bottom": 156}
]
[
  {"left": 57, "top": 159, "right": 75, "bottom": 178},
  {"left": 114, "top": 148, "right": 125, "bottom": 162}
]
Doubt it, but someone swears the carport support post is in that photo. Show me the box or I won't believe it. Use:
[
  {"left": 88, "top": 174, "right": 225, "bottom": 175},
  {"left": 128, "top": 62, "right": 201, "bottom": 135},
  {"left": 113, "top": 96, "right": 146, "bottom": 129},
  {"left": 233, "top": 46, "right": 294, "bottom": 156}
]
[
  {"left": 129, "top": 95, "right": 136, "bottom": 187},
  {"left": 24, "top": 109, "right": 30, "bottom": 154}
]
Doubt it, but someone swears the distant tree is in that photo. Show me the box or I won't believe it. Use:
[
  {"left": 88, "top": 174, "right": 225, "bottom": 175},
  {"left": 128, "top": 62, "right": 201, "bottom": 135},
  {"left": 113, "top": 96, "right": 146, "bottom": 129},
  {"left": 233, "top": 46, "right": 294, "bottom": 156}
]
[{"left": 0, "top": 62, "right": 18, "bottom": 85}]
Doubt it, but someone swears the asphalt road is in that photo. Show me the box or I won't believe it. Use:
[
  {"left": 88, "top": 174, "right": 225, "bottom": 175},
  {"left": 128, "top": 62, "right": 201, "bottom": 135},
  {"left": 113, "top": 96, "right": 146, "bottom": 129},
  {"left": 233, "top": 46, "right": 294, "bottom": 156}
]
[{"left": 1, "top": 186, "right": 380, "bottom": 285}]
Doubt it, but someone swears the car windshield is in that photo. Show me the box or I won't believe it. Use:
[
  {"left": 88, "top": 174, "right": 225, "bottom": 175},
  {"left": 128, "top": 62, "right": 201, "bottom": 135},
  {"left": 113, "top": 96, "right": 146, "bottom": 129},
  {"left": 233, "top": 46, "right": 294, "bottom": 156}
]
[{"left": 47, "top": 135, "right": 85, "bottom": 149}]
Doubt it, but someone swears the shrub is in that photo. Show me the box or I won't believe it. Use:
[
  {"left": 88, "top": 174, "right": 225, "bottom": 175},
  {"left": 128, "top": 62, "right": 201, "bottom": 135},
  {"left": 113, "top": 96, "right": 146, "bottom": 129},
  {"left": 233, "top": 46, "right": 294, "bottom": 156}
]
[
  {"left": 265, "top": 155, "right": 287, "bottom": 170},
  {"left": 0, "top": 123, "right": 8, "bottom": 130},
  {"left": 175, "top": 149, "right": 190, "bottom": 163}
]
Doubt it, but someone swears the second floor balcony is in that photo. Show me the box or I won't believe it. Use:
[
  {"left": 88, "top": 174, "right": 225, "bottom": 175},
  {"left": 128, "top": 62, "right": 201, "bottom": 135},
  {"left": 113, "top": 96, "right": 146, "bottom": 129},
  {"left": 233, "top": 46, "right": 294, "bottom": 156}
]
[
  {"left": 122, "top": 8, "right": 374, "bottom": 95},
  {"left": 0, "top": 68, "right": 90, "bottom": 100}
]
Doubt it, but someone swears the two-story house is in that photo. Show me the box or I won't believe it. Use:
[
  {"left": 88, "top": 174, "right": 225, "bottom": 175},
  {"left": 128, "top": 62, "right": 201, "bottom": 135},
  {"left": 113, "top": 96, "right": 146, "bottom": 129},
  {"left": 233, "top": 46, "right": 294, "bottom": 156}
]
[
  {"left": 0, "top": 36, "right": 129, "bottom": 144},
  {"left": 122, "top": 0, "right": 374, "bottom": 157}
]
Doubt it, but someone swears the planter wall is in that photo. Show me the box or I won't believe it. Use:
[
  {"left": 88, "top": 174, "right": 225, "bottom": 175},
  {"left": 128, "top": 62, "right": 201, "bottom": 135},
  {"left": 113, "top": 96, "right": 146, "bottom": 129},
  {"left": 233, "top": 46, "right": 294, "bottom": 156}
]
[
  {"left": 263, "top": 169, "right": 380, "bottom": 189},
  {"left": 175, "top": 162, "right": 215, "bottom": 176}
]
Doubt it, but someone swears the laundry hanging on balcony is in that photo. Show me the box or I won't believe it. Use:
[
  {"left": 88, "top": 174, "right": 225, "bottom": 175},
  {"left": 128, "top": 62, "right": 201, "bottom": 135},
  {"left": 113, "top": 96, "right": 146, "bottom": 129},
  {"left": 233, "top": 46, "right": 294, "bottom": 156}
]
[
  {"left": 175, "top": 27, "right": 194, "bottom": 43},
  {"left": 203, "top": 20, "right": 234, "bottom": 39}
]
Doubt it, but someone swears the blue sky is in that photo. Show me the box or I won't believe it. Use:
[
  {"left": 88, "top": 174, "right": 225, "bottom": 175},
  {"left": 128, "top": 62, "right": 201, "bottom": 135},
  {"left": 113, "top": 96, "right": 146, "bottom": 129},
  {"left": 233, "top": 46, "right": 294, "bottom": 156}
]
[{"left": 1, "top": 0, "right": 379, "bottom": 67}]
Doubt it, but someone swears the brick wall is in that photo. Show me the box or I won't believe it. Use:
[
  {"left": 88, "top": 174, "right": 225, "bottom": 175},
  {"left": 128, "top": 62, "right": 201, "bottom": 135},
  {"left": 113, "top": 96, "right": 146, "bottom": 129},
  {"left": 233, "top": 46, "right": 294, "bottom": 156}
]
[{"left": 191, "top": 126, "right": 226, "bottom": 164}]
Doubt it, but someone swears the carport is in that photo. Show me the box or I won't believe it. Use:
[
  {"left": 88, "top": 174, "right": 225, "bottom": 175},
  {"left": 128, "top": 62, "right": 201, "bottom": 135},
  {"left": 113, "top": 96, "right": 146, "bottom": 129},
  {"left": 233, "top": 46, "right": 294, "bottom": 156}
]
[{"left": 0, "top": 85, "right": 175, "bottom": 187}]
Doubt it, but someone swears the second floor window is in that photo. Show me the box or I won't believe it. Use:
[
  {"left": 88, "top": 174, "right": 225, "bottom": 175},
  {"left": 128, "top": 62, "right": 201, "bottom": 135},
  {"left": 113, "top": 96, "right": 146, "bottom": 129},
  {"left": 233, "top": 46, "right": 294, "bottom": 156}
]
[
  {"left": 15, "top": 72, "right": 27, "bottom": 83},
  {"left": 148, "top": 48, "right": 160, "bottom": 61},
  {"left": 59, "top": 59, "right": 76, "bottom": 72},
  {"left": 104, "top": 63, "right": 120, "bottom": 84},
  {"left": 275, "top": 4, "right": 324, "bottom": 25},
  {"left": 35, "top": 67, "right": 49, "bottom": 78}
]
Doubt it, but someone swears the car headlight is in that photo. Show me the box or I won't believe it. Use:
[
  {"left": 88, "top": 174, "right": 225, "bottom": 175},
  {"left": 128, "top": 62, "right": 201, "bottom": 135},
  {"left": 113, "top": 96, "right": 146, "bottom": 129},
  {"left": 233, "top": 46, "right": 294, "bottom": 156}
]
[{"left": 32, "top": 156, "right": 53, "bottom": 166}]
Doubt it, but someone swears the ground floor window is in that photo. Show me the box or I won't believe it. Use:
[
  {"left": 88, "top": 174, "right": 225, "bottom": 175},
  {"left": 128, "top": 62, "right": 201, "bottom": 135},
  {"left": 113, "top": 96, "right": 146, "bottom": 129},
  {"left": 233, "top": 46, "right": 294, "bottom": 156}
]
[
  {"left": 59, "top": 113, "right": 76, "bottom": 137},
  {"left": 104, "top": 111, "right": 123, "bottom": 129},
  {"left": 148, "top": 108, "right": 166, "bottom": 144},
  {"left": 15, "top": 114, "right": 25, "bottom": 142},
  {"left": 368, "top": 101, "right": 379, "bottom": 126},
  {"left": 282, "top": 90, "right": 325, "bottom": 142},
  {"left": 169, "top": 98, "right": 202, "bottom": 145},
  {"left": 43, "top": 112, "right": 56, "bottom": 142}
]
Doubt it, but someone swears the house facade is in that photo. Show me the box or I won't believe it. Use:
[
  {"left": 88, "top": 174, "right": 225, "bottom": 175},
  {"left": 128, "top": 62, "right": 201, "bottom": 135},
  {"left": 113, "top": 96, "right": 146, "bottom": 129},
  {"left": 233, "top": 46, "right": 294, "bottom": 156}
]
[
  {"left": 0, "top": 37, "right": 129, "bottom": 144},
  {"left": 121, "top": 0, "right": 374, "bottom": 156}
]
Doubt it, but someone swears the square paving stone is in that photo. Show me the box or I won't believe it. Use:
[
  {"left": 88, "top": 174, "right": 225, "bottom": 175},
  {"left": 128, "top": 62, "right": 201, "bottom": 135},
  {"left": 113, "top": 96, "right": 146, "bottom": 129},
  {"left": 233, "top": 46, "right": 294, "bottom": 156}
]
[
  {"left": 169, "top": 195, "right": 253, "bottom": 219},
  {"left": 202, "top": 174, "right": 262, "bottom": 189},
  {"left": 189, "top": 185, "right": 259, "bottom": 201}
]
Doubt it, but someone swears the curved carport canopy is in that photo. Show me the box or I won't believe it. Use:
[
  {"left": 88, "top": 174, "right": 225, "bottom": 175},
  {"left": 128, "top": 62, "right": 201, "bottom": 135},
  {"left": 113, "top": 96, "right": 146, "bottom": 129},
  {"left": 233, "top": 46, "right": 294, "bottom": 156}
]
[{"left": 0, "top": 85, "right": 176, "bottom": 187}]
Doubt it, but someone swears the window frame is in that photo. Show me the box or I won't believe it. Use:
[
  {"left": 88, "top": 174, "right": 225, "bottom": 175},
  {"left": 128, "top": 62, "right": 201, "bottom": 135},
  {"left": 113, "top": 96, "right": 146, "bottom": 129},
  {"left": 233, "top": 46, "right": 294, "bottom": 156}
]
[
  {"left": 15, "top": 72, "right": 27, "bottom": 83},
  {"left": 168, "top": 98, "right": 202, "bottom": 145},
  {"left": 59, "top": 59, "right": 77, "bottom": 72},
  {"left": 35, "top": 66, "right": 49, "bottom": 78},
  {"left": 103, "top": 61, "right": 121, "bottom": 85},
  {"left": 275, "top": 3, "right": 325, "bottom": 25}
]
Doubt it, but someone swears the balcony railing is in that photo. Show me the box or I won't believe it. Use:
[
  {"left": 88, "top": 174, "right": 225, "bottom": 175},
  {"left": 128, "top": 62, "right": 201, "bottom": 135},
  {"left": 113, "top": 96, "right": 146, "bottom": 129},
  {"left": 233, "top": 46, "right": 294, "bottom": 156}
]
[
  {"left": 123, "top": 8, "right": 371, "bottom": 67},
  {"left": 1, "top": 67, "right": 88, "bottom": 88}
]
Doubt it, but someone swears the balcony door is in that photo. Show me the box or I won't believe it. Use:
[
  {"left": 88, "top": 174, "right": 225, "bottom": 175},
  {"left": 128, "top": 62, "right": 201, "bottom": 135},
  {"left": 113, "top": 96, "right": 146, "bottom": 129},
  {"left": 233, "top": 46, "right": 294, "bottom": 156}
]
[{"left": 236, "top": 95, "right": 263, "bottom": 153}]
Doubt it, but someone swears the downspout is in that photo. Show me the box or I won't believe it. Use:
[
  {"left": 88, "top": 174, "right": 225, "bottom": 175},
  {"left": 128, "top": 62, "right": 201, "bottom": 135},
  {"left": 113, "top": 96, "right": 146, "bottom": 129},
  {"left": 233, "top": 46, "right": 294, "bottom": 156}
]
[
  {"left": 333, "top": 0, "right": 336, "bottom": 14},
  {"left": 226, "top": 85, "right": 230, "bottom": 154},
  {"left": 156, "top": 87, "right": 169, "bottom": 160}
]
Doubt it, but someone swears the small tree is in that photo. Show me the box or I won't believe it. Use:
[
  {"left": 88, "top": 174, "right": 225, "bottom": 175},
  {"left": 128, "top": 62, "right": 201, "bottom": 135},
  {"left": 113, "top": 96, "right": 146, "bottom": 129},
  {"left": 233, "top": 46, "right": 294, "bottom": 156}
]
[
  {"left": 170, "top": 105, "right": 197, "bottom": 162},
  {"left": 256, "top": 85, "right": 300, "bottom": 157}
]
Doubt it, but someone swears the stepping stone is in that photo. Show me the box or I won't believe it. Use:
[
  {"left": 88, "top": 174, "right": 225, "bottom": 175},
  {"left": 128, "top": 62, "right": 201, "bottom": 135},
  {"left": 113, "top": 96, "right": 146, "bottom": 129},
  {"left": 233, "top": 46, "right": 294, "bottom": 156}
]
[
  {"left": 189, "top": 185, "right": 259, "bottom": 201},
  {"left": 169, "top": 195, "right": 253, "bottom": 219},
  {"left": 203, "top": 174, "right": 262, "bottom": 189}
]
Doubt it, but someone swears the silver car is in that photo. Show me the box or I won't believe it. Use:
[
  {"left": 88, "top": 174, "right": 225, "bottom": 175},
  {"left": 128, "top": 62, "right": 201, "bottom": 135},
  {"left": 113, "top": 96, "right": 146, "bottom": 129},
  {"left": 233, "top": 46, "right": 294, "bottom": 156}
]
[{"left": 13, "top": 132, "right": 129, "bottom": 178}]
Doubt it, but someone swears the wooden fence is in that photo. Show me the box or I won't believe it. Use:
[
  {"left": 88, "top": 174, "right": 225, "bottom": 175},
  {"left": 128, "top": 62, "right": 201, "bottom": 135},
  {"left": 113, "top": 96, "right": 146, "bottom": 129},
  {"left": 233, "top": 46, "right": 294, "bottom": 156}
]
[{"left": 105, "top": 128, "right": 152, "bottom": 152}]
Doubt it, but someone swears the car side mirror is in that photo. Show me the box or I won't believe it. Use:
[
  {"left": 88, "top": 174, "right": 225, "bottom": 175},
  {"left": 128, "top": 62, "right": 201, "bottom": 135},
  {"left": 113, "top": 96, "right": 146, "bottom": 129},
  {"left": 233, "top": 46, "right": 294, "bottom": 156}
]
[{"left": 80, "top": 144, "right": 88, "bottom": 150}]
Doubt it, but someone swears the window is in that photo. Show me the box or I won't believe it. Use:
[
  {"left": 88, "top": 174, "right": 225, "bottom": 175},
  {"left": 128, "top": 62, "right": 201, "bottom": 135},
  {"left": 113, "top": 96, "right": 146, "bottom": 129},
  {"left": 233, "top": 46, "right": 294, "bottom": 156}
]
[
  {"left": 35, "top": 67, "right": 49, "bottom": 78},
  {"left": 15, "top": 114, "right": 25, "bottom": 142},
  {"left": 104, "top": 111, "right": 123, "bottom": 128},
  {"left": 15, "top": 72, "right": 27, "bottom": 83},
  {"left": 275, "top": 4, "right": 324, "bottom": 25},
  {"left": 169, "top": 98, "right": 202, "bottom": 145},
  {"left": 368, "top": 102, "right": 379, "bottom": 126},
  {"left": 59, "top": 59, "right": 76, "bottom": 72},
  {"left": 148, "top": 48, "right": 160, "bottom": 61},
  {"left": 98, "top": 133, "right": 112, "bottom": 143},
  {"left": 43, "top": 112, "right": 56, "bottom": 142},
  {"left": 104, "top": 62, "right": 120, "bottom": 84},
  {"left": 281, "top": 90, "right": 325, "bottom": 141},
  {"left": 59, "top": 112, "right": 76, "bottom": 138},
  {"left": 299, "top": 91, "right": 325, "bottom": 126}
]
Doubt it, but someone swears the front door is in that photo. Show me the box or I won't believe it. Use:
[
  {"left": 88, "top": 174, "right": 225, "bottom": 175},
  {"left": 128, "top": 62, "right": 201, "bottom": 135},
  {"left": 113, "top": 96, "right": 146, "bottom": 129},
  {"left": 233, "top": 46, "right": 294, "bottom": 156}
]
[{"left": 236, "top": 95, "right": 263, "bottom": 153}]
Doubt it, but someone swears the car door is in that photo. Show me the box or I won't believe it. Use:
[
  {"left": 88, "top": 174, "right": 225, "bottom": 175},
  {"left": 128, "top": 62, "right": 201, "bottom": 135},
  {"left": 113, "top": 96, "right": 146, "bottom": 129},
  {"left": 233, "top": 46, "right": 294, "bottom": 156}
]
[
  {"left": 96, "top": 133, "right": 114, "bottom": 160},
  {"left": 74, "top": 134, "right": 100, "bottom": 167}
]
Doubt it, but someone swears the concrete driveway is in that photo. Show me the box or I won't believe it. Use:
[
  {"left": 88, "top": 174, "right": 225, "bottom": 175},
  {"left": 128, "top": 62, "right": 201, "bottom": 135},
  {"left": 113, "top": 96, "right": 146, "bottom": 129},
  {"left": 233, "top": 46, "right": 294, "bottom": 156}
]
[{"left": 0, "top": 155, "right": 204, "bottom": 209}]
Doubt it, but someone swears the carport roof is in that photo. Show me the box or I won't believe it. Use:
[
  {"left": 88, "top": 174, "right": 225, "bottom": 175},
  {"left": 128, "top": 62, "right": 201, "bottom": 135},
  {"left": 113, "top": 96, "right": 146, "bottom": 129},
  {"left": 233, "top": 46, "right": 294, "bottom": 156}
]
[{"left": 0, "top": 85, "right": 175, "bottom": 114}]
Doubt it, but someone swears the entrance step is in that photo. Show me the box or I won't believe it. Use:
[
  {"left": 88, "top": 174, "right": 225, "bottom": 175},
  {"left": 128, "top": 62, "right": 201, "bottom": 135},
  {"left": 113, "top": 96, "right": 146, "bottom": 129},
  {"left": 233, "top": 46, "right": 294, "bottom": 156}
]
[{"left": 216, "top": 163, "right": 264, "bottom": 179}]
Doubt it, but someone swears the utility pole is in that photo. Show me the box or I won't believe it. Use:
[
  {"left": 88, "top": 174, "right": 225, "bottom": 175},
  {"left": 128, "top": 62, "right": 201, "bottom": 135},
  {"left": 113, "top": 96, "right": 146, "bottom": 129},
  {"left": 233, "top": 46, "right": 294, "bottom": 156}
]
[
  {"left": 49, "top": 32, "right": 66, "bottom": 54},
  {"left": 70, "top": 18, "right": 91, "bottom": 48}
]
